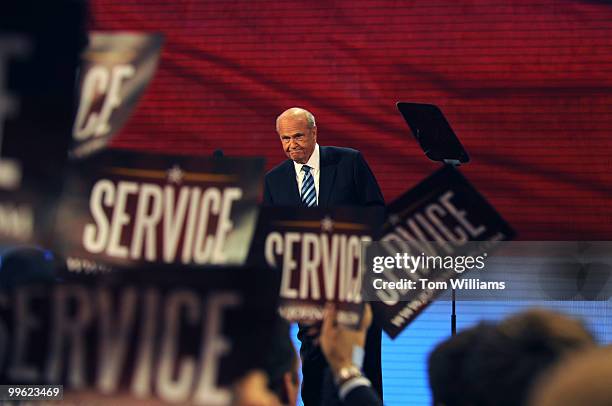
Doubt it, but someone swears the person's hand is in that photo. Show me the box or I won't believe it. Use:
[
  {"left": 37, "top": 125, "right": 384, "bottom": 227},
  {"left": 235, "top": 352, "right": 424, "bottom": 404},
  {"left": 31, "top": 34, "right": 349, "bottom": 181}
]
[
  {"left": 320, "top": 303, "right": 373, "bottom": 375},
  {"left": 299, "top": 320, "right": 322, "bottom": 341},
  {"left": 232, "top": 370, "right": 282, "bottom": 406}
]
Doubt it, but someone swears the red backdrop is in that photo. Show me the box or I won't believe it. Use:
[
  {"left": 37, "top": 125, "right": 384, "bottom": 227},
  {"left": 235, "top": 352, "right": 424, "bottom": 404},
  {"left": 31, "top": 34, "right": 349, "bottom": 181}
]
[{"left": 90, "top": 0, "right": 612, "bottom": 239}]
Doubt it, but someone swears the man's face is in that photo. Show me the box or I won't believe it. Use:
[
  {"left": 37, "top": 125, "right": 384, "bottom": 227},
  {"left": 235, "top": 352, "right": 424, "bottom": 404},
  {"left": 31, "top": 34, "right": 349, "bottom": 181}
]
[{"left": 277, "top": 116, "right": 317, "bottom": 164}]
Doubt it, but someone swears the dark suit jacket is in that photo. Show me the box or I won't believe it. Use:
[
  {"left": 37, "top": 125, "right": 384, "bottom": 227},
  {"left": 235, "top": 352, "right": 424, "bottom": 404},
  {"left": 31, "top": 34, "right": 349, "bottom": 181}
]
[
  {"left": 263, "top": 146, "right": 385, "bottom": 208},
  {"left": 263, "top": 146, "right": 385, "bottom": 406},
  {"left": 320, "top": 370, "right": 385, "bottom": 406},
  {"left": 343, "top": 385, "right": 384, "bottom": 406}
]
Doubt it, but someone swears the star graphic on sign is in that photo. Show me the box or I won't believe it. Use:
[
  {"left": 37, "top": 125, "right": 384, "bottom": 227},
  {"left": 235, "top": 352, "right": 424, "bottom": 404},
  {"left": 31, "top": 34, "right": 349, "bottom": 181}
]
[
  {"left": 321, "top": 216, "right": 334, "bottom": 232},
  {"left": 167, "top": 165, "right": 184, "bottom": 184}
]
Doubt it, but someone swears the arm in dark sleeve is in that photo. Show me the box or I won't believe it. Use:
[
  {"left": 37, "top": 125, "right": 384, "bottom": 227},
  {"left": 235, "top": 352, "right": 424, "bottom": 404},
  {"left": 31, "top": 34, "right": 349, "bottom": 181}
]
[
  {"left": 353, "top": 152, "right": 385, "bottom": 207},
  {"left": 342, "top": 383, "right": 384, "bottom": 406},
  {"left": 321, "top": 374, "right": 384, "bottom": 406},
  {"left": 298, "top": 323, "right": 329, "bottom": 406},
  {"left": 263, "top": 175, "right": 273, "bottom": 205}
]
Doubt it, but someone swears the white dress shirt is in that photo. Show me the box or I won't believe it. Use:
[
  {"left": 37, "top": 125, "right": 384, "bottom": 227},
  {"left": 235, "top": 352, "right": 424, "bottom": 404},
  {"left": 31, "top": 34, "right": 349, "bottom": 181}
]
[{"left": 293, "top": 143, "right": 320, "bottom": 205}]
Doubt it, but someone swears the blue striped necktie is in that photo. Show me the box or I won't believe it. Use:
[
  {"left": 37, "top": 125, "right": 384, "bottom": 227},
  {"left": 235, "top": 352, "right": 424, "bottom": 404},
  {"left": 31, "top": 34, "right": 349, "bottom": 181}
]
[{"left": 300, "top": 165, "right": 317, "bottom": 207}]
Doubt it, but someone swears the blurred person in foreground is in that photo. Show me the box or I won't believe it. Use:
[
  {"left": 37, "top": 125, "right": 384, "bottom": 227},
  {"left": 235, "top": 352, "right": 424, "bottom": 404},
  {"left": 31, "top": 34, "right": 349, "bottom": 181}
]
[
  {"left": 233, "top": 319, "right": 299, "bottom": 406},
  {"left": 428, "top": 308, "right": 596, "bottom": 406},
  {"left": 528, "top": 346, "right": 612, "bottom": 406},
  {"left": 263, "top": 319, "right": 300, "bottom": 406},
  {"left": 428, "top": 323, "right": 497, "bottom": 406},
  {"left": 233, "top": 371, "right": 282, "bottom": 406},
  {"left": 320, "top": 304, "right": 383, "bottom": 406}
]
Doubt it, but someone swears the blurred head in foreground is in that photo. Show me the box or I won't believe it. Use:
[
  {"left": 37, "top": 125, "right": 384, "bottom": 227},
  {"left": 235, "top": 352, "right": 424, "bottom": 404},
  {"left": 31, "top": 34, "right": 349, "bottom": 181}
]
[
  {"left": 528, "top": 346, "right": 612, "bottom": 406},
  {"left": 428, "top": 322, "right": 494, "bottom": 406},
  {"left": 428, "top": 308, "right": 596, "bottom": 406},
  {"left": 264, "top": 319, "right": 299, "bottom": 406},
  {"left": 232, "top": 318, "right": 298, "bottom": 406}
]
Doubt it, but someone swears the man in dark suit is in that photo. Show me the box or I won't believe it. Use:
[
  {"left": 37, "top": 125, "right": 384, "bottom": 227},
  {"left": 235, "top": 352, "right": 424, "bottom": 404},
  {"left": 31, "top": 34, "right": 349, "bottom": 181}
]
[
  {"left": 263, "top": 108, "right": 385, "bottom": 208},
  {"left": 263, "top": 107, "right": 385, "bottom": 405}
]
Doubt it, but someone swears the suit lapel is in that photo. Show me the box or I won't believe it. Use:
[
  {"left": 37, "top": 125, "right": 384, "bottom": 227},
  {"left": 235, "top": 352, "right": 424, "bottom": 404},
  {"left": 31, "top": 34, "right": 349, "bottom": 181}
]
[
  {"left": 282, "top": 160, "right": 301, "bottom": 205},
  {"left": 318, "top": 146, "right": 337, "bottom": 207}
]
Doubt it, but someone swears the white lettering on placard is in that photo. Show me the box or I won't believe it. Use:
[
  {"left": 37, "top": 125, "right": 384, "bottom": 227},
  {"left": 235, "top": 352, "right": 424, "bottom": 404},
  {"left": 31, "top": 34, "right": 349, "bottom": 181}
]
[
  {"left": 73, "top": 64, "right": 135, "bottom": 140},
  {"left": 7, "top": 286, "right": 42, "bottom": 382},
  {"left": 265, "top": 232, "right": 369, "bottom": 303},
  {"left": 156, "top": 290, "right": 199, "bottom": 403},
  {"left": 82, "top": 181, "right": 241, "bottom": 264},
  {"left": 44, "top": 286, "right": 93, "bottom": 389},
  {"left": 376, "top": 190, "right": 487, "bottom": 305},
  {"left": 380, "top": 190, "right": 486, "bottom": 258},
  {"left": 0, "top": 286, "right": 239, "bottom": 405},
  {"left": 192, "top": 293, "right": 240, "bottom": 405},
  {"left": 96, "top": 287, "right": 138, "bottom": 393}
]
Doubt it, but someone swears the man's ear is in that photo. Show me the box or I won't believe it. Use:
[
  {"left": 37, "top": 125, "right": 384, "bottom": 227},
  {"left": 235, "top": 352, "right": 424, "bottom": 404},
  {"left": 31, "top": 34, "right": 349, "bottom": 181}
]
[{"left": 312, "top": 126, "right": 317, "bottom": 142}]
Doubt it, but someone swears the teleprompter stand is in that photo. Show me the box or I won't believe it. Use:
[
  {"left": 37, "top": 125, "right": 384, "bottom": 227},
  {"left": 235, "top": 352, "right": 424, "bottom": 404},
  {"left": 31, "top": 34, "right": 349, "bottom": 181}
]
[{"left": 396, "top": 102, "right": 470, "bottom": 336}]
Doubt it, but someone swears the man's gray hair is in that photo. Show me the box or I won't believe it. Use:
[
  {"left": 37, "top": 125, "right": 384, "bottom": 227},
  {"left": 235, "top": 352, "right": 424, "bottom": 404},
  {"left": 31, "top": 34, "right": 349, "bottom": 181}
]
[
  {"left": 276, "top": 107, "right": 316, "bottom": 131},
  {"left": 303, "top": 109, "right": 316, "bottom": 128}
]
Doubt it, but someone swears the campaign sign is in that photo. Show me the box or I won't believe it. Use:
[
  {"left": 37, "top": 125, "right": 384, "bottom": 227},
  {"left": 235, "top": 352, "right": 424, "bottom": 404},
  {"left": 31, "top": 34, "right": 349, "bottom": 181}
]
[
  {"left": 248, "top": 206, "right": 384, "bottom": 327},
  {"left": 70, "top": 33, "right": 164, "bottom": 159},
  {"left": 366, "top": 166, "right": 515, "bottom": 338},
  {"left": 0, "top": 3, "right": 86, "bottom": 246},
  {"left": 55, "top": 150, "right": 263, "bottom": 271},
  {"left": 0, "top": 264, "right": 279, "bottom": 405}
]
